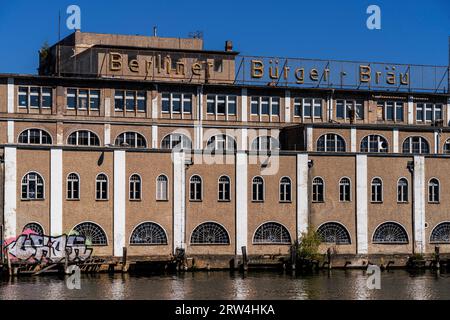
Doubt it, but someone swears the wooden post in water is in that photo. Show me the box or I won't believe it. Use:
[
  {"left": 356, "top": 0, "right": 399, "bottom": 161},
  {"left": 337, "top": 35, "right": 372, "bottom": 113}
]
[
  {"left": 122, "top": 247, "right": 128, "bottom": 272},
  {"left": 64, "top": 249, "right": 69, "bottom": 274},
  {"left": 435, "top": 246, "right": 440, "bottom": 270},
  {"left": 6, "top": 249, "right": 12, "bottom": 277},
  {"left": 241, "top": 246, "right": 248, "bottom": 271},
  {"left": 327, "top": 248, "right": 332, "bottom": 270}
]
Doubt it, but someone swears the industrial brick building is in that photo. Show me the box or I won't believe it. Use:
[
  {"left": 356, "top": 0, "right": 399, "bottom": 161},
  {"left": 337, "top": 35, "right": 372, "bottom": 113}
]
[{"left": 1, "top": 30, "right": 450, "bottom": 265}]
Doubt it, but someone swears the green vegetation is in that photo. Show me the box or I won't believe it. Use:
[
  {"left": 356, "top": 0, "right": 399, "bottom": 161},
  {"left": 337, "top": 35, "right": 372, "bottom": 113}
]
[
  {"left": 297, "top": 229, "right": 322, "bottom": 260},
  {"left": 40, "top": 41, "right": 50, "bottom": 59}
]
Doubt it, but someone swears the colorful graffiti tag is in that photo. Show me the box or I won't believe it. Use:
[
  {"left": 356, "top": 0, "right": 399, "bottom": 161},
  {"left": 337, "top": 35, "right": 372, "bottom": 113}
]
[{"left": 3, "top": 229, "right": 92, "bottom": 263}]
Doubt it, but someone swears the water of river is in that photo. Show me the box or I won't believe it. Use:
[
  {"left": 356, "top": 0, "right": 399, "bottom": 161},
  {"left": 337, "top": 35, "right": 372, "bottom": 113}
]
[{"left": 1, "top": 270, "right": 449, "bottom": 300}]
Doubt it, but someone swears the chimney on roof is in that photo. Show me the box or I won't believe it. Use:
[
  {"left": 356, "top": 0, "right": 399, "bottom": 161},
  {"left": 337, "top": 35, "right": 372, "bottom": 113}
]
[
  {"left": 225, "top": 40, "right": 233, "bottom": 52},
  {"left": 153, "top": 26, "right": 157, "bottom": 37}
]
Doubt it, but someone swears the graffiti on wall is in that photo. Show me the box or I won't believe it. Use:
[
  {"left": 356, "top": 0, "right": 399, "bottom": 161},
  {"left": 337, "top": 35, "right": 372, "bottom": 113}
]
[{"left": 3, "top": 229, "right": 92, "bottom": 263}]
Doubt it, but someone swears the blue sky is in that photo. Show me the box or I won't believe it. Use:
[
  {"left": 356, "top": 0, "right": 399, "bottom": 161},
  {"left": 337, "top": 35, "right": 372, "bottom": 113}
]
[{"left": 0, "top": 0, "right": 449, "bottom": 74}]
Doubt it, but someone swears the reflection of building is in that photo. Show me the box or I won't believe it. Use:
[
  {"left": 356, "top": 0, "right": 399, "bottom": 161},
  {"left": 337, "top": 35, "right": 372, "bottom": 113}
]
[{"left": 1, "top": 30, "right": 450, "bottom": 264}]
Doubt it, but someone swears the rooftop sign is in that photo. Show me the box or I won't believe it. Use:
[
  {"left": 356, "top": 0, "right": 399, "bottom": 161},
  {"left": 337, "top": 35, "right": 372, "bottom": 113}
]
[
  {"left": 47, "top": 46, "right": 449, "bottom": 93},
  {"left": 234, "top": 56, "right": 449, "bottom": 93}
]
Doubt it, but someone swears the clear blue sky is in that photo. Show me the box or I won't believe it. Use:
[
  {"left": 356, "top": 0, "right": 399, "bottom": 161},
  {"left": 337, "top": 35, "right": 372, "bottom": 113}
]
[{"left": 0, "top": 0, "right": 449, "bottom": 74}]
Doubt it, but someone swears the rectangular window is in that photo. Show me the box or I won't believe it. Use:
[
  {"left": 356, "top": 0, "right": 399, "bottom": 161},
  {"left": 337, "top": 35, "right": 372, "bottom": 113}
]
[
  {"left": 29, "top": 87, "right": 40, "bottom": 108},
  {"left": 170, "top": 94, "right": 180, "bottom": 113},
  {"left": 137, "top": 91, "right": 146, "bottom": 112},
  {"left": 386, "top": 101, "right": 394, "bottom": 120},
  {"left": 336, "top": 100, "right": 345, "bottom": 119},
  {"left": 90, "top": 90, "right": 100, "bottom": 110},
  {"left": 336, "top": 99, "right": 364, "bottom": 120},
  {"left": 41, "top": 88, "right": 52, "bottom": 108},
  {"left": 160, "top": 92, "right": 192, "bottom": 114},
  {"left": 162, "top": 93, "right": 170, "bottom": 113},
  {"left": 396, "top": 102, "right": 404, "bottom": 121},
  {"left": 125, "top": 91, "right": 135, "bottom": 111},
  {"left": 251, "top": 96, "right": 281, "bottom": 117},
  {"left": 115, "top": 91, "right": 124, "bottom": 111},
  {"left": 216, "top": 95, "right": 226, "bottom": 114},
  {"left": 182, "top": 95, "right": 192, "bottom": 113},
  {"left": 206, "top": 94, "right": 237, "bottom": 116},
  {"left": 417, "top": 103, "right": 443, "bottom": 123},
  {"left": 18, "top": 87, "right": 28, "bottom": 108},
  {"left": 294, "top": 99, "right": 301, "bottom": 116},
  {"left": 271, "top": 97, "right": 280, "bottom": 116},
  {"left": 78, "top": 90, "right": 88, "bottom": 110},
  {"left": 251, "top": 97, "right": 259, "bottom": 115},
  {"left": 313, "top": 99, "right": 322, "bottom": 118},
  {"left": 355, "top": 101, "right": 364, "bottom": 119},
  {"left": 303, "top": 99, "right": 312, "bottom": 117},
  {"left": 261, "top": 97, "right": 269, "bottom": 115},
  {"left": 425, "top": 103, "right": 433, "bottom": 121},
  {"left": 18, "top": 86, "right": 53, "bottom": 110},
  {"left": 228, "top": 96, "right": 236, "bottom": 115},
  {"left": 416, "top": 103, "right": 423, "bottom": 121},
  {"left": 207, "top": 95, "right": 215, "bottom": 114},
  {"left": 67, "top": 88, "right": 101, "bottom": 111}
]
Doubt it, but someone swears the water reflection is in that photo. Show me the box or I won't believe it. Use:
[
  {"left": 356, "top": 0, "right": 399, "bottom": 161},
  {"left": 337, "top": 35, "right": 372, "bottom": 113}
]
[{"left": 1, "top": 270, "right": 449, "bottom": 300}]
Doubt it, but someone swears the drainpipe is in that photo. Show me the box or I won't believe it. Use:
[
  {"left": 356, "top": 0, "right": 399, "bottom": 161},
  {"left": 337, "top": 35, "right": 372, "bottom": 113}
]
[
  {"left": 407, "top": 160, "right": 415, "bottom": 255},
  {"left": 307, "top": 159, "right": 314, "bottom": 230},
  {"left": 0, "top": 154, "right": 4, "bottom": 263}
]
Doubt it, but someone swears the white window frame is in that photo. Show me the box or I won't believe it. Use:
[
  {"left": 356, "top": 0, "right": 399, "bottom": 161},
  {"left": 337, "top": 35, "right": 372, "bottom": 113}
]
[
  {"left": 161, "top": 92, "right": 192, "bottom": 114},
  {"left": 67, "top": 172, "right": 80, "bottom": 200},
  {"left": 66, "top": 88, "right": 101, "bottom": 111},
  {"left": 156, "top": 174, "right": 169, "bottom": 201},
  {"left": 250, "top": 96, "right": 280, "bottom": 117},
  {"left": 293, "top": 98, "right": 322, "bottom": 119},
  {"left": 18, "top": 86, "right": 52, "bottom": 109},
  {"left": 206, "top": 94, "right": 237, "bottom": 116}
]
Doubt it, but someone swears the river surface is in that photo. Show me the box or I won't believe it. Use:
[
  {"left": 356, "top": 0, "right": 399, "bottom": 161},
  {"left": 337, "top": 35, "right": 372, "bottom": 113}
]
[{"left": 1, "top": 270, "right": 450, "bottom": 300}]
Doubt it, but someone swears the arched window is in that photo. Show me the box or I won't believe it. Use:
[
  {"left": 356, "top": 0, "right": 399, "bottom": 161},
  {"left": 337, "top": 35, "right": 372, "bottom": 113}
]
[
  {"left": 402, "top": 136, "right": 430, "bottom": 154},
  {"left": 190, "top": 175, "right": 202, "bottom": 201},
  {"left": 428, "top": 178, "right": 440, "bottom": 203},
  {"left": 397, "top": 178, "right": 408, "bottom": 203},
  {"left": 373, "top": 222, "right": 408, "bottom": 244},
  {"left": 312, "top": 177, "right": 324, "bottom": 202},
  {"left": 430, "top": 222, "right": 450, "bottom": 243},
  {"left": 360, "top": 135, "right": 388, "bottom": 153},
  {"left": 115, "top": 132, "right": 146, "bottom": 148},
  {"left": 72, "top": 222, "right": 107, "bottom": 246},
  {"left": 316, "top": 134, "right": 346, "bottom": 152},
  {"left": 279, "top": 177, "right": 292, "bottom": 202},
  {"left": 67, "top": 173, "right": 80, "bottom": 200},
  {"left": 339, "top": 177, "right": 351, "bottom": 202},
  {"left": 252, "top": 176, "right": 264, "bottom": 202},
  {"left": 218, "top": 175, "right": 231, "bottom": 201},
  {"left": 129, "top": 174, "right": 141, "bottom": 200},
  {"left": 251, "top": 136, "right": 280, "bottom": 151},
  {"left": 21, "top": 172, "right": 44, "bottom": 200},
  {"left": 96, "top": 174, "right": 108, "bottom": 200},
  {"left": 317, "top": 222, "right": 351, "bottom": 244},
  {"left": 206, "top": 134, "right": 236, "bottom": 151},
  {"left": 190, "top": 222, "right": 230, "bottom": 244},
  {"left": 67, "top": 130, "right": 100, "bottom": 146},
  {"left": 130, "top": 222, "right": 168, "bottom": 245},
  {"left": 156, "top": 175, "right": 168, "bottom": 201},
  {"left": 371, "top": 178, "right": 383, "bottom": 202},
  {"left": 253, "top": 222, "right": 291, "bottom": 244},
  {"left": 18, "top": 129, "right": 52, "bottom": 145},
  {"left": 161, "top": 133, "right": 192, "bottom": 150},
  {"left": 22, "top": 222, "right": 44, "bottom": 235},
  {"left": 443, "top": 139, "right": 450, "bottom": 154}
]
